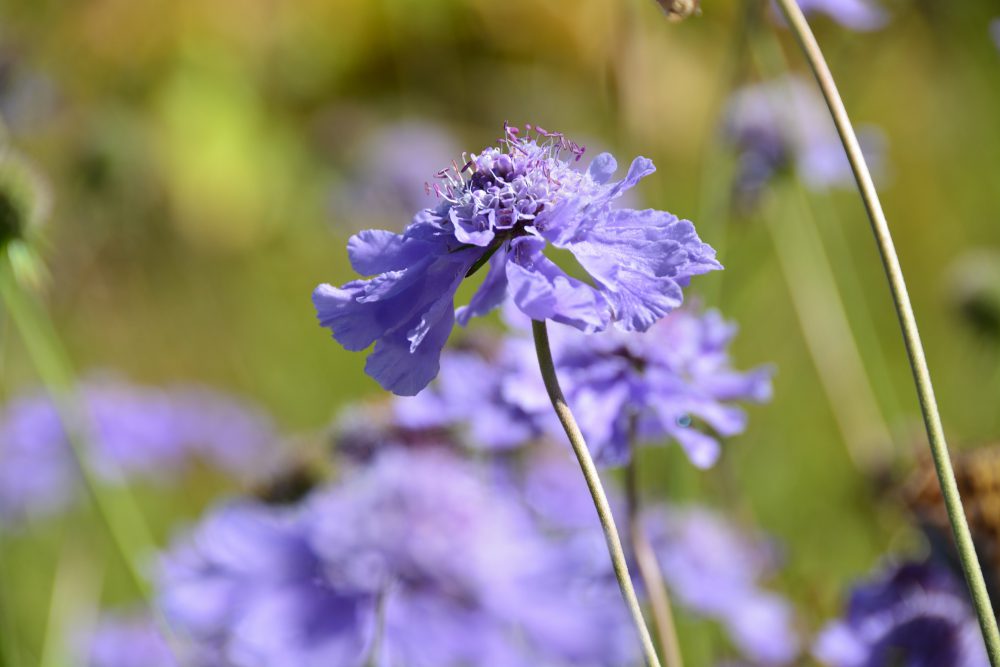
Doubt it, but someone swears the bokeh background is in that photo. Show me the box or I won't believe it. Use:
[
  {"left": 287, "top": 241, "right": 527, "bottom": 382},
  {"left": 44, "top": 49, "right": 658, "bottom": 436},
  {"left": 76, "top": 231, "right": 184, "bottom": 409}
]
[{"left": 1, "top": 0, "right": 999, "bottom": 664}]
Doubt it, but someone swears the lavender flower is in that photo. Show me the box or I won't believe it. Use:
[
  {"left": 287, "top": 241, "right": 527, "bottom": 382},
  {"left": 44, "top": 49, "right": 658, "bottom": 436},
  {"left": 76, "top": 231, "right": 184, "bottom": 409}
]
[
  {"left": 313, "top": 123, "right": 720, "bottom": 396},
  {"left": 814, "top": 561, "right": 988, "bottom": 667},
  {"left": 724, "top": 76, "right": 885, "bottom": 210},
  {"left": 774, "top": 0, "right": 888, "bottom": 31},
  {"left": 992, "top": 19, "right": 1000, "bottom": 52},
  {"left": 156, "top": 447, "right": 638, "bottom": 667},
  {"left": 444, "top": 309, "right": 771, "bottom": 467},
  {"left": 0, "top": 377, "right": 279, "bottom": 525},
  {"left": 645, "top": 506, "right": 800, "bottom": 665}
]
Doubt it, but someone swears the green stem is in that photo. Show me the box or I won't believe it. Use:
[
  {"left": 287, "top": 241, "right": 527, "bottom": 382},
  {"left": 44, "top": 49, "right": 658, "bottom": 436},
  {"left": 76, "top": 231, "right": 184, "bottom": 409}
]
[
  {"left": 531, "top": 320, "right": 663, "bottom": 667},
  {"left": 772, "top": 0, "right": 1000, "bottom": 661},
  {"left": 0, "top": 261, "right": 156, "bottom": 601},
  {"left": 625, "top": 456, "right": 685, "bottom": 667}
]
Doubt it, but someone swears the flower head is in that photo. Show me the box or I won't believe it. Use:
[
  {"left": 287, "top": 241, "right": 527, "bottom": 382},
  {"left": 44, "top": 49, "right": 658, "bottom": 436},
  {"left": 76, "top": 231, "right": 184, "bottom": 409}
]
[
  {"left": 724, "top": 77, "right": 885, "bottom": 211},
  {"left": 156, "top": 447, "right": 638, "bottom": 667},
  {"left": 0, "top": 376, "right": 279, "bottom": 525},
  {"left": 314, "top": 123, "right": 720, "bottom": 395},
  {"left": 408, "top": 304, "right": 770, "bottom": 467},
  {"left": 814, "top": 561, "right": 988, "bottom": 667}
]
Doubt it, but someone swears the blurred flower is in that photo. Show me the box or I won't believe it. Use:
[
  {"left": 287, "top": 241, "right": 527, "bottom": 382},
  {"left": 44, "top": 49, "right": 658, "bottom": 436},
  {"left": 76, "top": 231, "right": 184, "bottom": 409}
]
[
  {"left": 156, "top": 447, "right": 637, "bottom": 667},
  {"left": 405, "top": 304, "right": 770, "bottom": 467},
  {"left": 0, "top": 376, "right": 280, "bottom": 525},
  {"left": 331, "top": 120, "right": 461, "bottom": 231},
  {"left": 646, "top": 506, "right": 799, "bottom": 665},
  {"left": 393, "top": 347, "right": 543, "bottom": 451},
  {"left": 992, "top": 19, "right": 1000, "bottom": 51},
  {"left": 773, "top": 0, "right": 888, "bottom": 31},
  {"left": 724, "top": 76, "right": 885, "bottom": 212},
  {"left": 313, "top": 122, "right": 720, "bottom": 396},
  {"left": 814, "top": 561, "right": 988, "bottom": 667}
]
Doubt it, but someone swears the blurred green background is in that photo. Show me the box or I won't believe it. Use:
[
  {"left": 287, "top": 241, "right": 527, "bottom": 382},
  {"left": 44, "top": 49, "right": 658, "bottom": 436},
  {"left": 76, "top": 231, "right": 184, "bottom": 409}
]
[{"left": 1, "top": 0, "right": 999, "bottom": 664}]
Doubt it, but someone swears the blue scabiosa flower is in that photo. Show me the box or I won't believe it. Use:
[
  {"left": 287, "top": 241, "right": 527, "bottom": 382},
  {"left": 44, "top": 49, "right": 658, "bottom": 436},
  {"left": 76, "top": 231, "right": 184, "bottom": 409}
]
[
  {"left": 156, "top": 447, "right": 638, "bottom": 667},
  {"left": 0, "top": 377, "right": 279, "bottom": 525},
  {"left": 724, "top": 77, "right": 885, "bottom": 211},
  {"left": 313, "top": 123, "right": 721, "bottom": 395},
  {"left": 645, "top": 506, "right": 800, "bottom": 665},
  {"left": 814, "top": 561, "right": 988, "bottom": 667},
  {"left": 487, "top": 304, "right": 771, "bottom": 467}
]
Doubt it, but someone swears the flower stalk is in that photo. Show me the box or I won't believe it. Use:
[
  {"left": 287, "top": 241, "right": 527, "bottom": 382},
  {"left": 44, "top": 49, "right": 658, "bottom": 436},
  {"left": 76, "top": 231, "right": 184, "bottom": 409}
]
[
  {"left": 625, "top": 456, "right": 684, "bottom": 667},
  {"left": 531, "top": 319, "right": 663, "bottom": 667},
  {"left": 772, "top": 0, "right": 1000, "bottom": 661}
]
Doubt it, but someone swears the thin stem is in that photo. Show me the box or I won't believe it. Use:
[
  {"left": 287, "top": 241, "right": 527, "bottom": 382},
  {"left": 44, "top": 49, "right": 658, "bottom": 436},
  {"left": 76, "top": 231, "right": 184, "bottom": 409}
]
[
  {"left": 772, "top": 0, "right": 1000, "bottom": 661},
  {"left": 625, "top": 456, "right": 684, "bottom": 667},
  {"left": 531, "top": 320, "right": 662, "bottom": 667},
  {"left": 0, "top": 261, "right": 156, "bottom": 600}
]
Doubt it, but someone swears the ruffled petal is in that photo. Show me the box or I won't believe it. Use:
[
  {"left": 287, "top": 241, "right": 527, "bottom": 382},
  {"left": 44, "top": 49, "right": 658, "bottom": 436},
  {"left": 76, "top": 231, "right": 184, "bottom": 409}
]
[
  {"left": 564, "top": 208, "right": 722, "bottom": 332},
  {"left": 347, "top": 229, "right": 434, "bottom": 276},
  {"left": 505, "top": 237, "right": 609, "bottom": 333},
  {"left": 586, "top": 152, "right": 618, "bottom": 185}
]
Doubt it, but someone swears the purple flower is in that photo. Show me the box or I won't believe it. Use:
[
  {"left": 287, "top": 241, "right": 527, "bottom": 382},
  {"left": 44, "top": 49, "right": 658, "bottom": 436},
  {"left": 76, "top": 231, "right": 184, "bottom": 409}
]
[
  {"left": 773, "top": 0, "right": 888, "bottom": 31},
  {"left": 156, "top": 447, "right": 638, "bottom": 667},
  {"left": 313, "top": 123, "right": 720, "bottom": 396},
  {"left": 814, "top": 561, "right": 988, "bottom": 667},
  {"left": 646, "top": 506, "right": 800, "bottom": 665},
  {"left": 393, "top": 347, "right": 543, "bottom": 450},
  {"left": 0, "top": 376, "right": 279, "bottom": 525},
  {"left": 498, "top": 304, "right": 772, "bottom": 467},
  {"left": 157, "top": 501, "right": 374, "bottom": 667},
  {"left": 992, "top": 19, "right": 1000, "bottom": 51},
  {"left": 724, "top": 77, "right": 885, "bottom": 210}
]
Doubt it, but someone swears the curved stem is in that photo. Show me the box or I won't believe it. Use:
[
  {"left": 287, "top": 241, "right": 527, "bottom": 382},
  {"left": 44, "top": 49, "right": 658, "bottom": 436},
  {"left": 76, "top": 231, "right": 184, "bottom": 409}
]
[
  {"left": 772, "top": 0, "right": 1000, "bottom": 661},
  {"left": 531, "top": 320, "right": 662, "bottom": 667},
  {"left": 625, "top": 457, "right": 685, "bottom": 667}
]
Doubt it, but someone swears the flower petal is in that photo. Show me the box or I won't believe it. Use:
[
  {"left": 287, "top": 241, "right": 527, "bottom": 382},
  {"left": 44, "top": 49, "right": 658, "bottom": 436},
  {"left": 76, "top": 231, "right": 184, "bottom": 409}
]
[
  {"left": 506, "top": 237, "right": 609, "bottom": 333},
  {"left": 457, "top": 250, "right": 510, "bottom": 326}
]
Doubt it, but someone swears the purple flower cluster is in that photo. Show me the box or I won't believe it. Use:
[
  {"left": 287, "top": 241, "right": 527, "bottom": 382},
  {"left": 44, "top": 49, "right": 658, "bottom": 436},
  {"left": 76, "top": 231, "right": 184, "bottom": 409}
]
[
  {"left": 724, "top": 76, "right": 885, "bottom": 210},
  {"left": 155, "top": 447, "right": 638, "bottom": 667},
  {"left": 814, "top": 561, "right": 988, "bottom": 667},
  {"left": 314, "top": 123, "right": 720, "bottom": 395},
  {"left": 397, "top": 304, "right": 771, "bottom": 467},
  {"left": 0, "top": 376, "right": 279, "bottom": 525}
]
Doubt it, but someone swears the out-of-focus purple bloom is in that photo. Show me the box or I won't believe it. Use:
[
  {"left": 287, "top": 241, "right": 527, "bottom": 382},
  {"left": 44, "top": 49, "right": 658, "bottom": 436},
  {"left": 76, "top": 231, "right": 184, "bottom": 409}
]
[
  {"left": 814, "top": 561, "right": 988, "bottom": 667},
  {"left": 773, "top": 0, "right": 888, "bottom": 31},
  {"left": 313, "top": 122, "right": 720, "bottom": 396},
  {"left": 156, "top": 448, "right": 638, "bottom": 667},
  {"left": 724, "top": 76, "right": 885, "bottom": 210},
  {"left": 158, "top": 501, "right": 373, "bottom": 667},
  {"left": 0, "top": 377, "right": 279, "bottom": 525},
  {"left": 991, "top": 19, "right": 1000, "bottom": 51},
  {"left": 393, "top": 348, "right": 543, "bottom": 450},
  {"left": 332, "top": 120, "right": 461, "bottom": 231},
  {"left": 496, "top": 304, "right": 772, "bottom": 467},
  {"left": 646, "top": 506, "right": 799, "bottom": 665}
]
